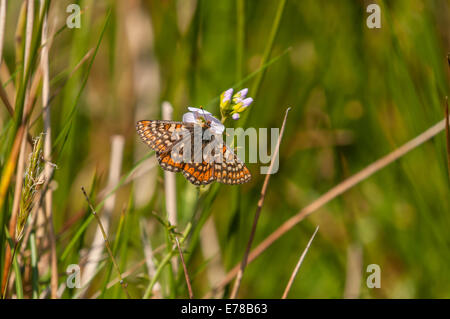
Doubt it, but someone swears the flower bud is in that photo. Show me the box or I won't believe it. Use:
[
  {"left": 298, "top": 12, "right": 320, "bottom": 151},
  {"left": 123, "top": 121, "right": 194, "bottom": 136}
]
[
  {"left": 220, "top": 88, "right": 234, "bottom": 109},
  {"left": 232, "top": 88, "right": 248, "bottom": 103},
  {"left": 233, "top": 97, "right": 253, "bottom": 112}
]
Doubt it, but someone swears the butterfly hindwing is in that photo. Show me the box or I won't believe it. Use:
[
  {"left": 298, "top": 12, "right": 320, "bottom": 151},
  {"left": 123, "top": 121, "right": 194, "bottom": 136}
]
[
  {"left": 182, "top": 161, "right": 215, "bottom": 186},
  {"left": 213, "top": 145, "right": 251, "bottom": 185},
  {"left": 157, "top": 152, "right": 184, "bottom": 172}
]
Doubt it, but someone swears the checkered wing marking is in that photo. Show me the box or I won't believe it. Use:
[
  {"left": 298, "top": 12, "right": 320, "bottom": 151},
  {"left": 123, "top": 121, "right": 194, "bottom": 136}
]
[
  {"left": 157, "top": 152, "right": 185, "bottom": 172},
  {"left": 137, "top": 120, "right": 251, "bottom": 185},
  {"left": 136, "top": 120, "right": 188, "bottom": 155},
  {"left": 214, "top": 145, "right": 251, "bottom": 185},
  {"left": 182, "top": 161, "right": 215, "bottom": 186}
]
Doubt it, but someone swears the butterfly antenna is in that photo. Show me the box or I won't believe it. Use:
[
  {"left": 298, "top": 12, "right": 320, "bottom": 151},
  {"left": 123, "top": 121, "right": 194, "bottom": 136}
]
[{"left": 200, "top": 105, "right": 206, "bottom": 117}]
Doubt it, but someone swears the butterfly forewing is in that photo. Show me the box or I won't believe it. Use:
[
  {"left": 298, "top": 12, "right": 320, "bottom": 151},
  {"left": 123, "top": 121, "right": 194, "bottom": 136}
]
[{"left": 136, "top": 120, "right": 191, "bottom": 155}]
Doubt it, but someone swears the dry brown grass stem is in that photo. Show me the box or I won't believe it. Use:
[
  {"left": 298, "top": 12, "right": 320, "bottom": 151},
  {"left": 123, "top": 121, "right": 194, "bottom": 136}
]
[
  {"left": 0, "top": 0, "right": 12, "bottom": 117},
  {"left": 0, "top": 81, "right": 34, "bottom": 145},
  {"left": 1, "top": 0, "right": 37, "bottom": 295},
  {"left": 7, "top": 0, "right": 35, "bottom": 245},
  {"left": 162, "top": 101, "right": 178, "bottom": 274},
  {"left": 282, "top": 225, "right": 319, "bottom": 299},
  {"left": 0, "top": 0, "right": 6, "bottom": 64},
  {"left": 81, "top": 187, "right": 131, "bottom": 299},
  {"left": 2, "top": 233, "right": 19, "bottom": 299},
  {"left": 0, "top": 0, "right": 14, "bottom": 116},
  {"left": 23, "top": 0, "right": 33, "bottom": 72},
  {"left": 162, "top": 101, "right": 177, "bottom": 225},
  {"left": 200, "top": 218, "right": 226, "bottom": 297},
  {"left": 343, "top": 243, "right": 363, "bottom": 299},
  {"left": 47, "top": 48, "right": 93, "bottom": 104},
  {"left": 39, "top": 0, "right": 58, "bottom": 298},
  {"left": 207, "top": 113, "right": 450, "bottom": 298},
  {"left": 175, "top": 237, "right": 194, "bottom": 299},
  {"left": 229, "top": 107, "right": 291, "bottom": 299},
  {"left": 0, "top": 82, "right": 13, "bottom": 115},
  {"left": 445, "top": 97, "right": 450, "bottom": 181}
]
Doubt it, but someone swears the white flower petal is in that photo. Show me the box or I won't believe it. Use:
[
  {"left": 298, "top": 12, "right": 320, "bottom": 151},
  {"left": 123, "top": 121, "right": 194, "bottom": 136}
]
[
  {"left": 204, "top": 114, "right": 225, "bottom": 134},
  {"left": 182, "top": 112, "right": 196, "bottom": 123},
  {"left": 188, "top": 107, "right": 211, "bottom": 115},
  {"left": 209, "top": 120, "right": 225, "bottom": 134},
  {"left": 183, "top": 107, "right": 224, "bottom": 134}
]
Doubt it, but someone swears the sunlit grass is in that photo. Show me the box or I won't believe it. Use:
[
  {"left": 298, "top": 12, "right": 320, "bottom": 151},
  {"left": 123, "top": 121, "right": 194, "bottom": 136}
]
[{"left": 0, "top": 0, "right": 449, "bottom": 299}]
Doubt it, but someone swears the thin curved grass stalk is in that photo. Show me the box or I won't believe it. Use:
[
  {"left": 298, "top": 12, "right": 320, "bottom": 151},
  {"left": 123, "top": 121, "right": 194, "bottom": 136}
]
[
  {"left": 204, "top": 47, "right": 291, "bottom": 111},
  {"left": 143, "top": 223, "right": 192, "bottom": 299},
  {"left": 175, "top": 236, "right": 193, "bottom": 299},
  {"left": 90, "top": 259, "right": 147, "bottom": 299},
  {"left": 81, "top": 187, "right": 131, "bottom": 299},
  {"left": 99, "top": 207, "right": 127, "bottom": 299},
  {"left": 52, "top": 9, "right": 111, "bottom": 156},
  {"left": 29, "top": 233, "right": 39, "bottom": 298},
  {"left": 60, "top": 152, "right": 154, "bottom": 261},
  {"left": 235, "top": 0, "right": 245, "bottom": 81},
  {"left": 1, "top": 231, "right": 20, "bottom": 299},
  {"left": 79, "top": 135, "right": 125, "bottom": 298},
  {"left": 282, "top": 226, "right": 319, "bottom": 299},
  {"left": 230, "top": 107, "right": 291, "bottom": 298},
  {"left": 240, "top": 0, "right": 287, "bottom": 126},
  {"left": 91, "top": 244, "right": 170, "bottom": 299}
]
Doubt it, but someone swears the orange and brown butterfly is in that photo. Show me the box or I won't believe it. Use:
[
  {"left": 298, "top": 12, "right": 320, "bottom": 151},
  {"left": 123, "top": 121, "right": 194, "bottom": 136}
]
[{"left": 136, "top": 107, "right": 251, "bottom": 186}]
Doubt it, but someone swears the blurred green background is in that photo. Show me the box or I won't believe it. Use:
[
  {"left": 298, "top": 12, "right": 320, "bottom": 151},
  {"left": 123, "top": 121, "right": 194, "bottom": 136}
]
[{"left": 0, "top": 0, "right": 449, "bottom": 298}]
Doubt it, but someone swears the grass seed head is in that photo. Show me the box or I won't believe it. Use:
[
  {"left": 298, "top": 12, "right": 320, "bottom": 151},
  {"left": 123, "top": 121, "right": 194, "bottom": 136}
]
[{"left": 16, "top": 133, "right": 45, "bottom": 242}]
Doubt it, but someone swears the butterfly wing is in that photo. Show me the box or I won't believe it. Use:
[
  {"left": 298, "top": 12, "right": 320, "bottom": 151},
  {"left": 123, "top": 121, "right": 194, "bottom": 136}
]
[
  {"left": 137, "top": 120, "right": 196, "bottom": 174},
  {"left": 157, "top": 151, "right": 185, "bottom": 172},
  {"left": 213, "top": 144, "right": 251, "bottom": 185},
  {"left": 136, "top": 120, "right": 190, "bottom": 155},
  {"left": 182, "top": 161, "right": 215, "bottom": 186},
  {"left": 137, "top": 120, "right": 251, "bottom": 185}
]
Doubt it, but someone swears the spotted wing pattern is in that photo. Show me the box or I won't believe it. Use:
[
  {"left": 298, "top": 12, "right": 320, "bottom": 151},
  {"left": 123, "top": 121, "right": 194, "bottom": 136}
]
[
  {"left": 136, "top": 120, "right": 251, "bottom": 186},
  {"left": 213, "top": 145, "right": 251, "bottom": 185},
  {"left": 182, "top": 161, "right": 215, "bottom": 185},
  {"left": 136, "top": 120, "right": 189, "bottom": 155},
  {"left": 157, "top": 151, "right": 185, "bottom": 172}
]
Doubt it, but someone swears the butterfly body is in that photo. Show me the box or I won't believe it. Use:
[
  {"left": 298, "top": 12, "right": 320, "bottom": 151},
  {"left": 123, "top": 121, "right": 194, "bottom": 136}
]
[{"left": 136, "top": 120, "right": 251, "bottom": 186}]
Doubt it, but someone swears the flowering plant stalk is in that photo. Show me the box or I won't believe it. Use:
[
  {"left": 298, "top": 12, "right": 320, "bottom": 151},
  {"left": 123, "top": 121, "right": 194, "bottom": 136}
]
[{"left": 16, "top": 133, "right": 44, "bottom": 242}]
